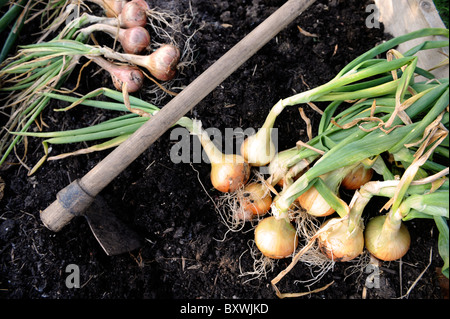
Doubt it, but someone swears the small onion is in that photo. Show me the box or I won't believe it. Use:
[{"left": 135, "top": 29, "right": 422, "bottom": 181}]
[
  {"left": 144, "top": 44, "right": 181, "bottom": 81},
  {"left": 102, "top": 44, "right": 181, "bottom": 81},
  {"left": 317, "top": 218, "right": 364, "bottom": 262},
  {"left": 341, "top": 164, "right": 374, "bottom": 190},
  {"left": 90, "top": 56, "right": 144, "bottom": 92},
  {"left": 192, "top": 120, "right": 250, "bottom": 193},
  {"left": 297, "top": 185, "right": 335, "bottom": 217},
  {"left": 117, "top": 1, "right": 147, "bottom": 28},
  {"left": 255, "top": 216, "right": 298, "bottom": 259},
  {"left": 82, "top": 24, "right": 150, "bottom": 54},
  {"left": 364, "top": 215, "right": 411, "bottom": 261},
  {"left": 210, "top": 154, "right": 250, "bottom": 193},
  {"left": 239, "top": 182, "right": 272, "bottom": 218}
]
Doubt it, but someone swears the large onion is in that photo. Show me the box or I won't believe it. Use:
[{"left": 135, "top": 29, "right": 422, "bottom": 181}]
[
  {"left": 317, "top": 218, "right": 364, "bottom": 261},
  {"left": 364, "top": 215, "right": 411, "bottom": 261},
  {"left": 255, "top": 216, "right": 298, "bottom": 259}
]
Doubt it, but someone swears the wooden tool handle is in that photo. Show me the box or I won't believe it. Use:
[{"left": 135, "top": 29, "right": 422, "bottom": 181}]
[{"left": 40, "top": 0, "right": 316, "bottom": 232}]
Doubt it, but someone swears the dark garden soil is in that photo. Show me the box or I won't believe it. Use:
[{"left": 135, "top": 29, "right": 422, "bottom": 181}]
[{"left": 0, "top": 0, "right": 448, "bottom": 306}]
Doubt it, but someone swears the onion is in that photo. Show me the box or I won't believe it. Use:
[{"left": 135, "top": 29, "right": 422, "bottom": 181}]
[
  {"left": 90, "top": 56, "right": 144, "bottom": 92},
  {"left": 95, "top": 1, "right": 147, "bottom": 28},
  {"left": 192, "top": 120, "right": 250, "bottom": 193},
  {"left": 87, "top": 0, "right": 127, "bottom": 17},
  {"left": 81, "top": 24, "right": 150, "bottom": 54},
  {"left": 210, "top": 155, "right": 250, "bottom": 193},
  {"left": 297, "top": 184, "right": 335, "bottom": 217},
  {"left": 364, "top": 215, "right": 411, "bottom": 261},
  {"left": 317, "top": 218, "right": 364, "bottom": 261},
  {"left": 240, "top": 127, "right": 276, "bottom": 166},
  {"left": 341, "top": 164, "right": 374, "bottom": 190},
  {"left": 239, "top": 182, "right": 272, "bottom": 218},
  {"left": 255, "top": 216, "right": 298, "bottom": 259},
  {"left": 130, "top": 0, "right": 150, "bottom": 11},
  {"left": 102, "top": 44, "right": 181, "bottom": 81}
]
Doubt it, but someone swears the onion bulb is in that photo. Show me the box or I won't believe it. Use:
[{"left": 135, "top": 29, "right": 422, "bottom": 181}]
[
  {"left": 364, "top": 215, "right": 411, "bottom": 261},
  {"left": 341, "top": 164, "right": 374, "bottom": 190},
  {"left": 90, "top": 56, "right": 144, "bottom": 92},
  {"left": 239, "top": 182, "right": 272, "bottom": 218},
  {"left": 297, "top": 184, "right": 335, "bottom": 217},
  {"left": 317, "top": 218, "right": 364, "bottom": 261},
  {"left": 81, "top": 24, "right": 150, "bottom": 54},
  {"left": 240, "top": 127, "right": 276, "bottom": 166},
  {"left": 87, "top": 0, "right": 127, "bottom": 17},
  {"left": 96, "top": 1, "right": 147, "bottom": 28},
  {"left": 255, "top": 216, "right": 298, "bottom": 259},
  {"left": 210, "top": 155, "right": 250, "bottom": 193},
  {"left": 102, "top": 44, "right": 181, "bottom": 81},
  {"left": 192, "top": 120, "right": 250, "bottom": 193},
  {"left": 240, "top": 103, "right": 280, "bottom": 166}
]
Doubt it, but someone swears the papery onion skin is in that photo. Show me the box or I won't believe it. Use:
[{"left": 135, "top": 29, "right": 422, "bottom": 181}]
[
  {"left": 318, "top": 218, "right": 364, "bottom": 262},
  {"left": 210, "top": 154, "right": 250, "bottom": 193},
  {"left": 131, "top": 0, "right": 150, "bottom": 11},
  {"left": 297, "top": 185, "right": 335, "bottom": 217},
  {"left": 364, "top": 215, "right": 411, "bottom": 261},
  {"left": 120, "top": 26, "right": 151, "bottom": 54},
  {"left": 255, "top": 216, "right": 298, "bottom": 259},
  {"left": 240, "top": 182, "right": 272, "bottom": 218},
  {"left": 110, "top": 64, "right": 144, "bottom": 92},
  {"left": 341, "top": 165, "right": 374, "bottom": 190},
  {"left": 146, "top": 44, "right": 181, "bottom": 81},
  {"left": 240, "top": 129, "right": 276, "bottom": 167},
  {"left": 120, "top": 1, "right": 147, "bottom": 28}
]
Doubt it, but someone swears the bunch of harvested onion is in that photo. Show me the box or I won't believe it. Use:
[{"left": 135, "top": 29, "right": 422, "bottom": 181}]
[
  {"left": 6, "top": 24, "right": 449, "bottom": 298},
  {"left": 0, "top": 0, "right": 188, "bottom": 169},
  {"left": 250, "top": 28, "right": 449, "bottom": 297}
]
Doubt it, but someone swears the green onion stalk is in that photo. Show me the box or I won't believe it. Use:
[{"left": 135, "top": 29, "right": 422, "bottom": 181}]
[
  {"left": 12, "top": 88, "right": 251, "bottom": 195},
  {"left": 0, "top": 3, "right": 93, "bottom": 167},
  {"left": 0, "top": 0, "right": 166, "bottom": 167},
  {"left": 240, "top": 28, "right": 449, "bottom": 168},
  {"left": 270, "top": 33, "right": 449, "bottom": 221}
]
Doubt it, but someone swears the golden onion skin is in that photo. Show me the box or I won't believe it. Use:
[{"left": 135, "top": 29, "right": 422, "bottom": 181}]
[
  {"left": 210, "top": 155, "right": 250, "bottom": 193},
  {"left": 297, "top": 186, "right": 335, "bottom": 217},
  {"left": 240, "top": 183, "right": 272, "bottom": 217},
  {"left": 364, "top": 215, "right": 411, "bottom": 261},
  {"left": 255, "top": 216, "right": 298, "bottom": 259},
  {"left": 341, "top": 166, "right": 374, "bottom": 190},
  {"left": 318, "top": 218, "right": 364, "bottom": 262}
]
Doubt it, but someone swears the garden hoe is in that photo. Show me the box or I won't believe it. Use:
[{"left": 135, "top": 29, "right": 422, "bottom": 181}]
[{"left": 39, "top": 0, "right": 316, "bottom": 255}]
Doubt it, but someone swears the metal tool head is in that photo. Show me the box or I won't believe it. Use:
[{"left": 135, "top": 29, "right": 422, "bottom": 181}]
[
  {"left": 84, "top": 196, "right": 142, "bottom": 256},
  {"left": 40, "top": 179, "right": 141, "bottom": 256}
]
